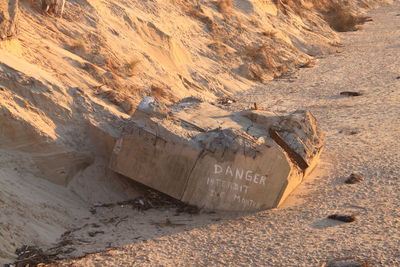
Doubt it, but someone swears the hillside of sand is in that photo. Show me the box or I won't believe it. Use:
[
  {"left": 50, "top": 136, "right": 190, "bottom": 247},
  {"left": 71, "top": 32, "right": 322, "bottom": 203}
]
[
  {"left": 0, "top": 0, "right": 396, "bottom": 265},
  {"left": 57, "top": 2, "right": 400, "bottom": 266}
]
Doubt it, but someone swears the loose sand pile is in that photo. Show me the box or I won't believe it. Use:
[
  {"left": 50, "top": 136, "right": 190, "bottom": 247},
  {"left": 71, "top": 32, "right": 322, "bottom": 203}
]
[
  {"left": 0, "top": 0, "right": 397, "bottom": 265},
  {"left": 56, "top": 2, "right": 400, "bottom": 266}
]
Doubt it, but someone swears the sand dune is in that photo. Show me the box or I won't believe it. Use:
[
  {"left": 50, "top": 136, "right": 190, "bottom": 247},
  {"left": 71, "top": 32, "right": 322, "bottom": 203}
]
[
  {"left": 0, "top": 0, "right": 398, "bottom": 266},
  {"left": 55, "top": 2, "right": 400, "bottom": 266}
]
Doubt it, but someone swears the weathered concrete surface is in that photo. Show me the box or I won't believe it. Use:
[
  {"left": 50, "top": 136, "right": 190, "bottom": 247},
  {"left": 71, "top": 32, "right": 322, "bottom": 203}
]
[
  {"left": 110, "top": 98, "right": 325, "bottom": 211},
  {"left": 0, "top": 0, "right": 19, "bottom": 40}
]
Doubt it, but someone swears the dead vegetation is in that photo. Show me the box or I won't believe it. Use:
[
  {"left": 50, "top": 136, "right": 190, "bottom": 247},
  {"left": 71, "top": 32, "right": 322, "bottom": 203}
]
[
  {"left": 217, "top": 0, "right": 233, "bottom": 13},
  {"left": 175, "top": 0, "right": 315, "bottom": 83},
  {"left": 299, "top": 59, "right": 316, "bottom": 68},
  {"left": 175, "top": 0, "right": 221, "bottom": 40},
  {"left": 242, "top": 44, "right": 285, "bottom": 82},
  {"left": 12, "top": 245, "right": 55, "bottom": 267},
  {"left": 150, "top": 84, "right": 167, "bottom": 100},
  {"left": 103, "top": 57, "right": 122, "bottom": 76},
  {"left": 81, "top": 62, "right": 103, "bottom": 82},
  {"left": 90, "top": 188, "right": 200, "bottom": 214},
  {"left": 325, "top": 3, "right": 372, "bottom": 32},
  {"left": 80, "top": 61, "right": 121, "bottom": 91},
  {"left": 274, "top": 0, "right": 303, "bottom": 16},
  {"left": 73, "top": 48, "right": 141, "bottom": 113},
  {"left": 24, "top": 0, "right": 374, "bottom": 115},
  {"left": 261, "top": 29, "right": 277, "bottom": 38},
  {"left": 94, "top": 86, "right": 135, "bottom": 114},
  {"left": 124, "top": 58, "right": 141, "bottom": 77},
  {"left": 67, "top": 40, "right": 87, "bottom": 57},
  {"left": 272, "top": 1, "right": 372, "bottom": 32},
  {"left": 240, "top": 37, "right": 316, "bottom": 83},
  {"left": 207, "top": 41, "right": 229, "bottom": 56},
  {"left": 151, "top": 84, "right": 178, "bottom": 104}
]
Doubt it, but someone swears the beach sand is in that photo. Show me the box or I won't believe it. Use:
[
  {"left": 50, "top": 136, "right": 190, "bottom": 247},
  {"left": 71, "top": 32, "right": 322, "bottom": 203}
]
[{"left": 55, "top": 3, "right": 400, "bottom": 266}]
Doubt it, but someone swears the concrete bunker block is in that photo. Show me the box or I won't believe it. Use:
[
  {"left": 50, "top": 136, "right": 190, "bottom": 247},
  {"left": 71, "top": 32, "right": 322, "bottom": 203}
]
[{"left": 110, "top": 98, "right": 325, "bottom": 211}]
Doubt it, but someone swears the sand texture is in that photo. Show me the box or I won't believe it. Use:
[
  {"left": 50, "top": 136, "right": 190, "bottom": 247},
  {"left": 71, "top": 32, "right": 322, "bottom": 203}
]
[
  {"left": 55, "top": 3, "right": 400, "bottom": 266},
  {"left": 0, "top": 0, "right": 398, "bottom": 266}
]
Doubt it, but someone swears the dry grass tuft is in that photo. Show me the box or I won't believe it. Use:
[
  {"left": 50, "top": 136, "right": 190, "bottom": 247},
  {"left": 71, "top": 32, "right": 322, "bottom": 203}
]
[
  {"left": 325, "top": 4, "right": 372, "bottom": 32},
  {"left": 248, "top": 64, "right": 265, "bottom": 82},
  {"left": 94, "top": 87, "right": 135, "bottom": 114},
  {"left": 124, "top": 58, "right": 141, "bottom": 76},
  {"left": 186, "top": 6, "right": 209, "bottom": 20},
  {"left": 218, "top": 0, "right": 233, "bottom": 13},
  {"left": 261, "top": 30, "right": 277, "bottom": 38},
  {"left": 81, "top": 62, "right": 103, "bottom": 82},
  {"left": 151, "top": 84, "right": 168, "bottom": 100},
  {"left": 177, "top": 1, "right": 221, "bottom": 39},
  {"left": 105, "top": 57, "right": 122, "bottom": 76},
  {"left": 151, "top": 84, "right": 178, "bottom": 104},
  {"left": 242, "top": 44, "right": 276, "bottom": 82},
  {"left": 81, "top": 61, "right": 123, "bottom": 91},
  {"left": 27, "top": 0, "right": 45, "bottom": 14},
  {"left": 68, "top": 40, "right": 87, "bottom": 56},
  {"left": 241, "top": 42, "right": 298, "bottom": 82},
  {"left": 208, "top": 41, "right": 228, "bottom": 56},
  {"left": 299, "top": 59, "right": 316, "bottom": 68},
  {"left": 280, "top": 0, "right": 305, "bottom": 16},
  {"left": 244, "top": 44, "right": 270, "bottom": 63}
]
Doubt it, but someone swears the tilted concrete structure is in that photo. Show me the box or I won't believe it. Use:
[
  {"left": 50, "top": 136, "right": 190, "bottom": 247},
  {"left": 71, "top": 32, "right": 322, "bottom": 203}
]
[{"left": 110, "top": 98, "right": 325, "bottom": 211}]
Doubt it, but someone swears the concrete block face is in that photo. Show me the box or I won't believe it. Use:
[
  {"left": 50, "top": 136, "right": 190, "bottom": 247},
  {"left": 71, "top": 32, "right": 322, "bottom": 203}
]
[
  {"left": 110, "top": 128, "right": 200, "bottom": 199},
  {"left": 109, "top": 98, "right": 325, "bottom": 211},
  {"left": 181, "top": 142, "right": 293, "bottom": 210}
]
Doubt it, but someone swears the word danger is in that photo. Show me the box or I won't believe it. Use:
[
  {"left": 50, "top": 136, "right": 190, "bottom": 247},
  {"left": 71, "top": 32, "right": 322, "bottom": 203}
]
[{"left": 214, "top": 164, "right": 267, "bottom": 185}]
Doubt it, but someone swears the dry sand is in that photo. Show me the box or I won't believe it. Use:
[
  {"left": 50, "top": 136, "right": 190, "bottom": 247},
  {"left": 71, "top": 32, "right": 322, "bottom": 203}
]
[
  {"left": 0, "top": 0, "right": 398, "bottom": 266},
  {"left": 55, "top": 3, "right": 400, "bottom": 266},
  {"left": 0, "top": 1, "right": 348, "bottom": 263}
]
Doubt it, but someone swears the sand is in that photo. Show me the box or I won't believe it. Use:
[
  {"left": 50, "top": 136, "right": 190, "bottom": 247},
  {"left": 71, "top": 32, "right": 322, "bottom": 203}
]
[
  {"left": 0, "top": 0, "right": 398, "bottom": 266},
  {"left": 55, "top": 2, "right": 400, "bottom": 266}
]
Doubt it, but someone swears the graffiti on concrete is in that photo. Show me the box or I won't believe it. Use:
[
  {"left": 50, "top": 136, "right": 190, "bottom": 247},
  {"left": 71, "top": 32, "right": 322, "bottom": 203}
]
[{"left": 206, "top": 164, "right": 268, "bottom": 208}]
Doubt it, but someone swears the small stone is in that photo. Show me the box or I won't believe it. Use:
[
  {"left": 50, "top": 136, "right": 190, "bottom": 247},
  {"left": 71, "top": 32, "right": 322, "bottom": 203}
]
[
  {"left": 326, "top": 258, "right": 370, "bottom": 267},
  {"left": 88, "top": 231, "right": 105, "bottom": 237},
  {"left": 345, "top": 173, "right": 364, "bottom": 184},
  {"left": 327, "top": 214, "right": 356, "bottom": 223},
  {"left": 340, "top": 91, "right": 363, "bottom": 97},
  {"left": 89, "top": 207, "right": 97, "bottom": 214}
]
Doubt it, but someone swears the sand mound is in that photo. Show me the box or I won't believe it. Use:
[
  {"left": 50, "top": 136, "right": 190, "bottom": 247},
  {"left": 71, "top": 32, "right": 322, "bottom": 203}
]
[{"left": 0, "top": 0, "right": 393, "bottom": 264}]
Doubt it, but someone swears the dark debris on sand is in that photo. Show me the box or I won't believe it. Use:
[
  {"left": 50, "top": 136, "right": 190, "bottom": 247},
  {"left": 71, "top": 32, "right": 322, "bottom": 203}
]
[
  {"left": 327, "top": 214, "right": 356, "bottom": 223},
  {"left": 345, "top": 173, "right": 364, "bottom": 184},
  {"left": 90, "top": 189, "right": 200, "bottom": 215},
  {"left": 10, "top": 245, "right": 56, "bottom": 267},
  {"left": 340, "top": 91, "right": 363, "bottom": 97}
]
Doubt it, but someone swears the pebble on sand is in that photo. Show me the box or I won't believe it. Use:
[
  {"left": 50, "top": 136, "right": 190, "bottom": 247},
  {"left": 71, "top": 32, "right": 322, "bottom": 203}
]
[
  {"left": 345, "top": 173, "right": 364, "bottom": 184},
  {"left": 327, "top": 214, "right": 356, "bottom": 223}
]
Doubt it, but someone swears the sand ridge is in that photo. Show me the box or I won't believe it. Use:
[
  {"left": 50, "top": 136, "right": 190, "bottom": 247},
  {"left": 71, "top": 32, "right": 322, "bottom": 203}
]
[
  {"left": 0, "top": 0, "right": 398, "bottom": 265},
  {"left": 55, "top": 2, "right": 400, "bottom": 266}
]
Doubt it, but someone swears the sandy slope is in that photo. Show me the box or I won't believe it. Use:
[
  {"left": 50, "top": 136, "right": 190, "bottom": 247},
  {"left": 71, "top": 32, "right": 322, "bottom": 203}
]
[
  {"left": 0, "top": 0, "right": 360, "bottom": 263},
  {"left": 57, "top": 3, "right": 400, "bottom": 266}
]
